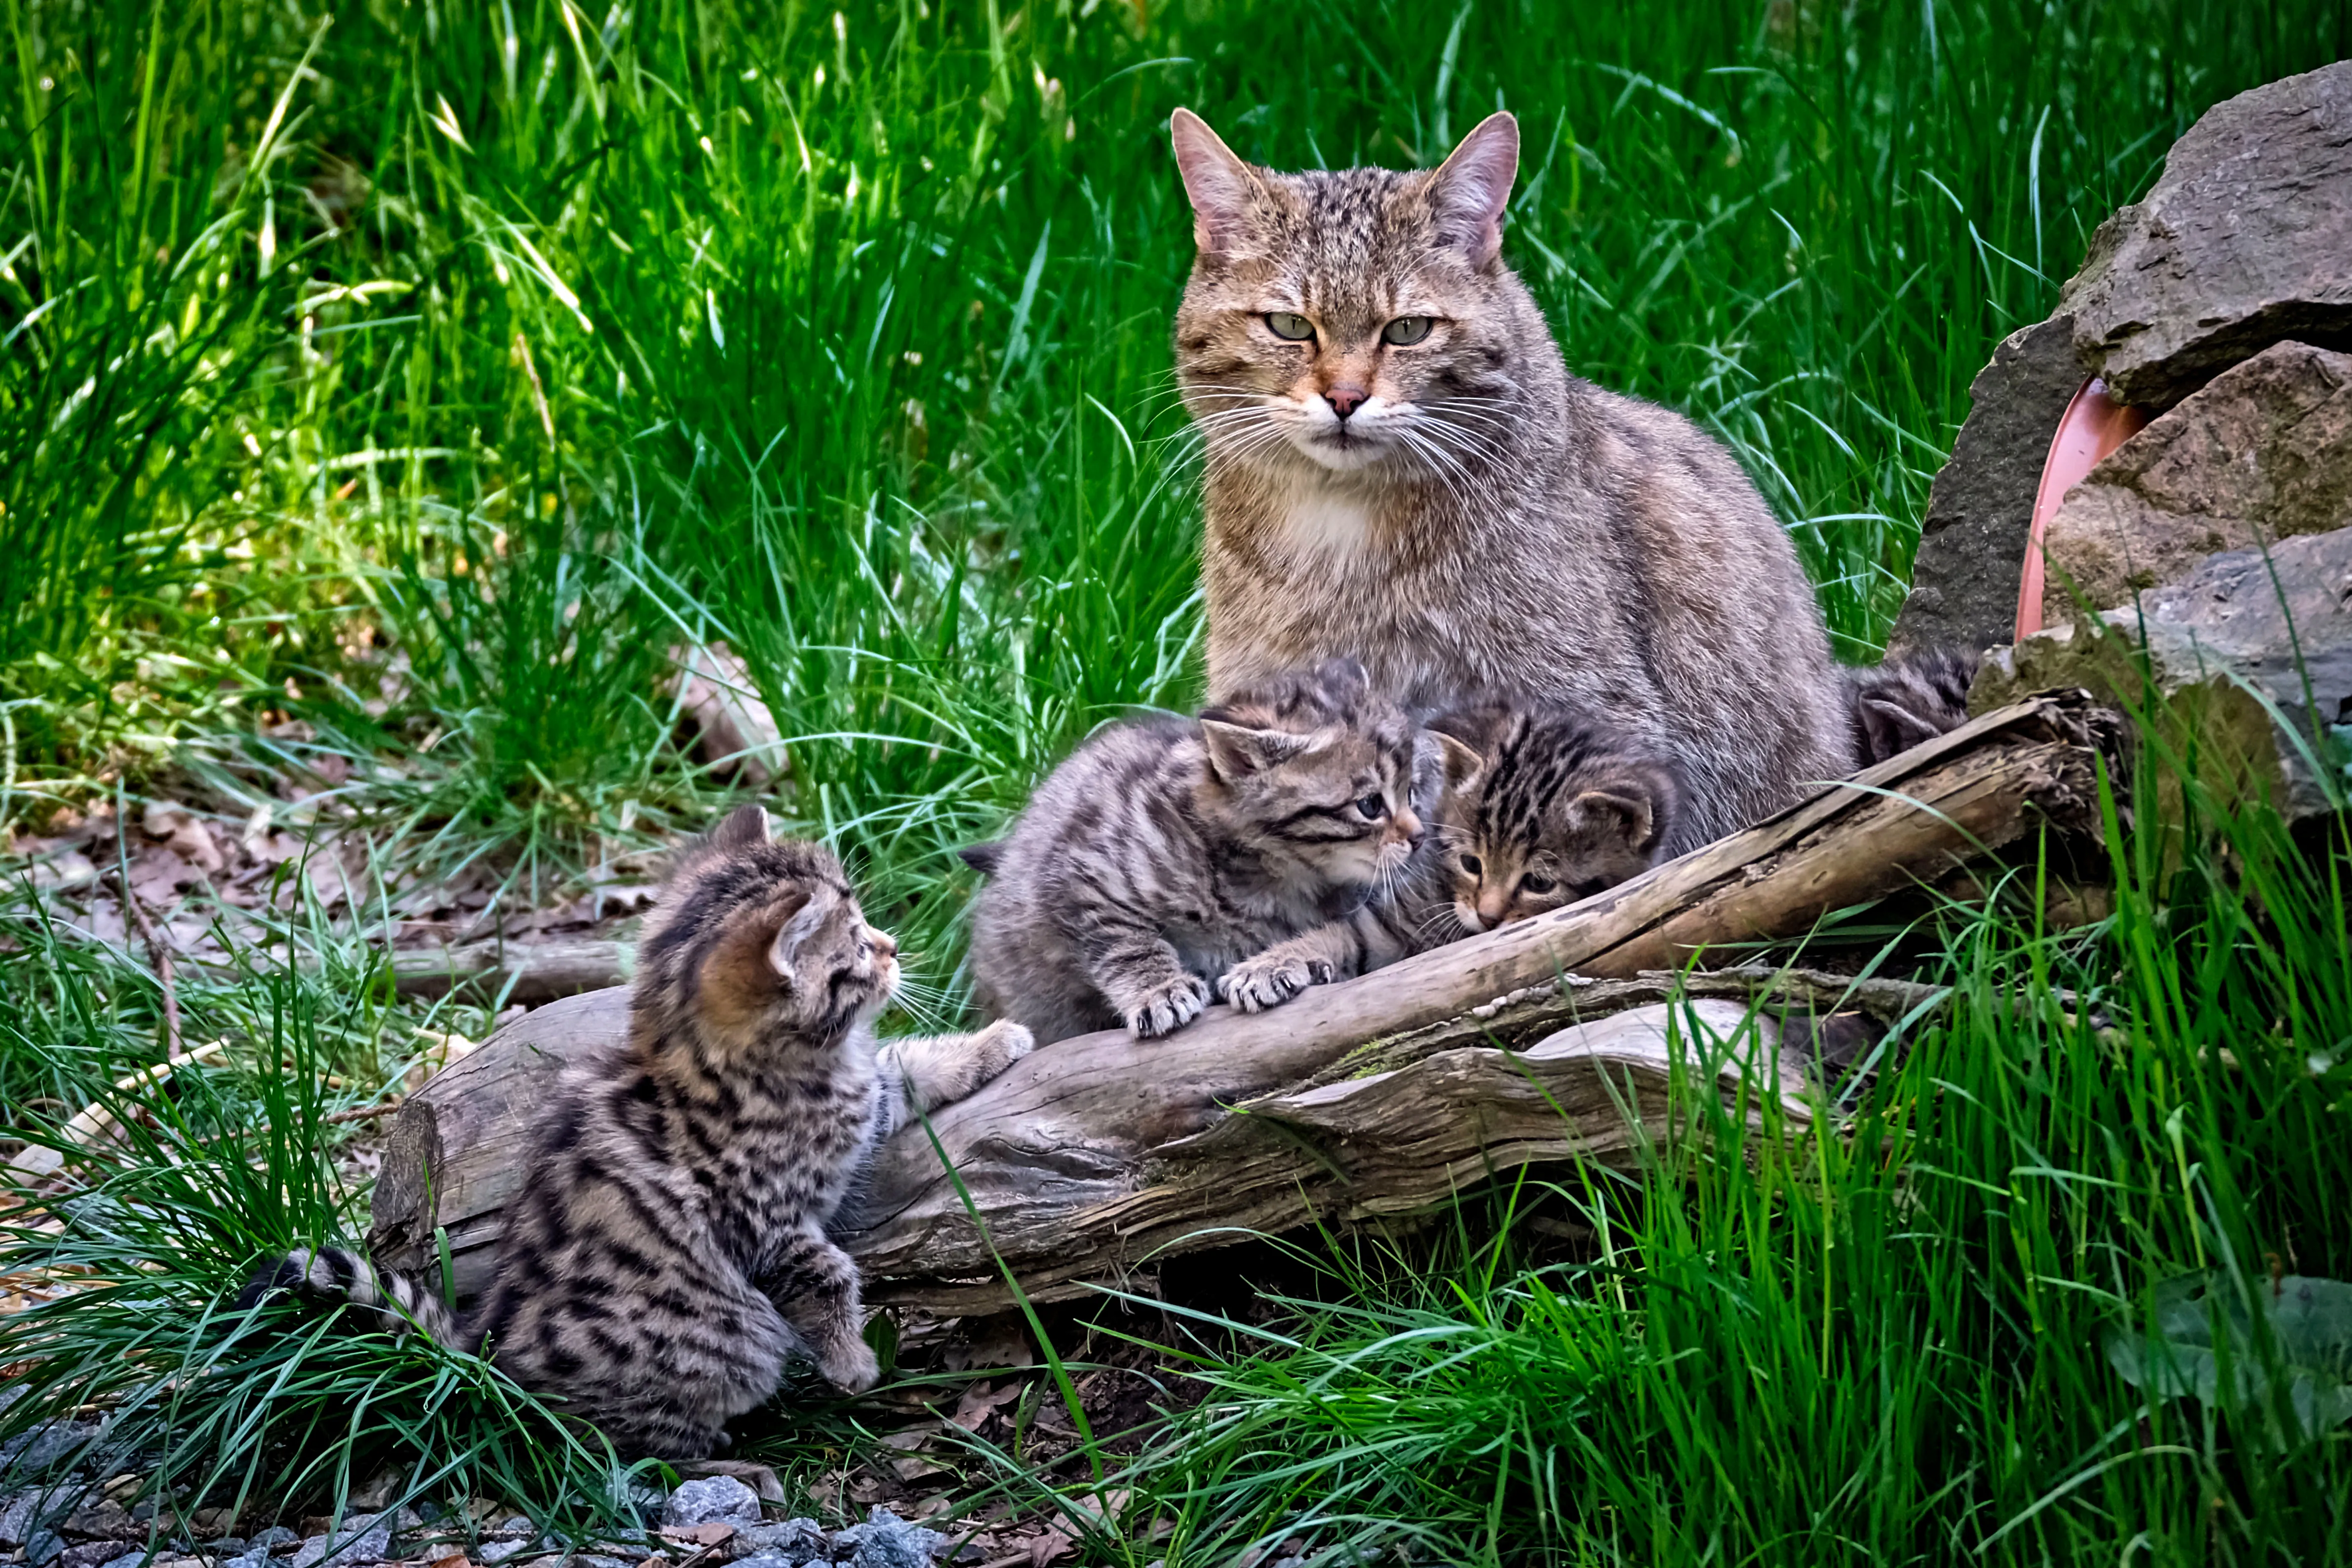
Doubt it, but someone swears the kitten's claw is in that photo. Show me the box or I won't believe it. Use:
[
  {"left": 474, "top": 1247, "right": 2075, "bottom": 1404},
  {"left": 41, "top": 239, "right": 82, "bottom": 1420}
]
[
  {"left": 1125, "top": 975, "right": 1211, "bottom": 1039},
  {"left": 819, "top": 1337, "right": 881, "bottom": 1395},
  {"left": 1219, "top": 953, "right": 1313, "bottom": 1013}
]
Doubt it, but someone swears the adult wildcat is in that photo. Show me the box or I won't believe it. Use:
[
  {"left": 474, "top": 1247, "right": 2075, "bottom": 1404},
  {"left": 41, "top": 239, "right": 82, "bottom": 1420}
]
[
  {"left": 1170, "top": 107, "right": 1855, "bottom": 855},
  {"left": 244, "top": 807, "right": 1030, "bottom": 1459}
]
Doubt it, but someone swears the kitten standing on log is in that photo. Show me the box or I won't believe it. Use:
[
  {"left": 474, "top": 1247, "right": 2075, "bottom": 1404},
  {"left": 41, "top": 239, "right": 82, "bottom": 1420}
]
[
  {"left": 243, "top": 807, "right": 1030, "bottom": 1459},
  {"left": 1221, "top": 702, "right": 1680, "bottom": 1010},
  {"left": 967, "top": 658, "right": 1429, "bottom": 1045},
  {"left": 1171, "top": 108, "right": 1854, "bottom": 856}
]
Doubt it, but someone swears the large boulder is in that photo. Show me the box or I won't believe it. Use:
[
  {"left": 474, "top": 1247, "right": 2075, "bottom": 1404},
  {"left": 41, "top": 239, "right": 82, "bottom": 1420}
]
[
  {"left": 2065, "top": 61, "right": 2352, "bottom": 409},
  {"left": 1892, "top": 60, "right": 2352, "bottom": 657},
  {"left": 1888, "top": 316, "right": 2090, "bottom": 657},
  {"left": 1975, "top": 524, "right": 2352, "bottom": 823},
  {"left": 2038, "top": 340, "right": 2352, "bottom": 626}
]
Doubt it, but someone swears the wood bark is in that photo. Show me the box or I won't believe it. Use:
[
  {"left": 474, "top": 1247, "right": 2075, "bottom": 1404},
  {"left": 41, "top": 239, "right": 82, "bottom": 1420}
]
[
  {"left": 386, "top": 938, "right": 630, "bottom": 1003},
  {"left": 370, "top": 693, "right": 2116, "bottom": 1311}
]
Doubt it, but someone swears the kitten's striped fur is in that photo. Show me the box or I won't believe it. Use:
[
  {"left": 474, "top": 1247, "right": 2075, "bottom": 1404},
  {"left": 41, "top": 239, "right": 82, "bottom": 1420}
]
[
  {"left": 1220, "top": 703, "right": 1680, "bottom": 1010},
  {"left": 966, "top": 659, "right": 1429, "bottom": 1044},
  {"left": 244, "top": 807, "right": 1029, "bottom": 1458},
  {"left": 1846, "top": 647, "right": 1981, "bottom": 767},
  {"left": 1171, "top": 109, "right": 1855, "bottom": 854}
]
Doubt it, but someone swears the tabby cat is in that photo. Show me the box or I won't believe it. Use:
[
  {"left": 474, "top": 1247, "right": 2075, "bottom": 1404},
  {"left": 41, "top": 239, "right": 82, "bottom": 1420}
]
[
  {"left": 245, "top": 807, "right": 1030, "bottom": 1459},
  {"left": 1846, "top": 647, "right": 1981, "bottom": 767},
  {"left": 1170, "top": 108, "right": 1855, "bottom": 855},
  {"left": 1221, "top": 702, "right": 1680, "bottom": 1010},
  {"left": 966, "top": 659, "right": 1428, "bottom": 1044}
]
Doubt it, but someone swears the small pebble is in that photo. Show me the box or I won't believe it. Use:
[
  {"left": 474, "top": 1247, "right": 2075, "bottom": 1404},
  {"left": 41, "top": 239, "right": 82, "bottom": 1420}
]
[{"left": 658, "top": 1481, "right": 760, "bottom": 1530}]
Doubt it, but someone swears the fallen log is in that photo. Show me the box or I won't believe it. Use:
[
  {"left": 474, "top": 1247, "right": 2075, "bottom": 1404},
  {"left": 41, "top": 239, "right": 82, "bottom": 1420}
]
[
  {"left": 369, "top": 692, "right": 2117, "bottom": 1310},
  {"left": 386, "top": 938, "right": 631, "bottom": 1003}
]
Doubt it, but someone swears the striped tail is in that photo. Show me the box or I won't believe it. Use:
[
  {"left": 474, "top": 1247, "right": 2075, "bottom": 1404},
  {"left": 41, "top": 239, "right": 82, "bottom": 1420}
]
[{"left": 237, "top": 1246, "right": 464, "bottom": 1345}]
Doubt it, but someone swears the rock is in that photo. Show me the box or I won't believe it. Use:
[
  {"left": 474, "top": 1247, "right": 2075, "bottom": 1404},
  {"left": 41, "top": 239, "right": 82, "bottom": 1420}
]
[
  {"left": 0, "top": 1421, "right": 105, "bottom": 1476},
  {"left": 1, "top": 1489, "right": 80, "bottom": 1551},
  {"left": 835, "top": 1508, "right": 943, "bottom": 1568},
  {"left": 2062, "top": 61, "right": 2352, "bottom": 408},
  {"left": 64, "top": 1500, "right": 135, "bottom": 1538},
  {"left": 659, "top": 1480, "right": 762, "bottom": 1530},
  {"left": 2039, "top": 341, "right": 2352, "bottom": 625},
  {"left": 1976, "top": 523, "right": 2352, "bottom": 820},
  {"left": 475, "top": 1542, "right": 528, "bottom": 1565},
  {"left": 288, "top": 1515, "right": 392, "bottom": 1568},
  {"left": 731, "top": 1522, "right": 827, "bottom": 1558},
  {"left": 55, "top": 1542, "right": 138, "bottom": 1568},
  {"left": 94, "top": 1552, "right": 146, "bottom": 1568},
  {"left": 249, "top": 1527, "right": 302, "bottom": 1552},
  {"left": 27, "top": 1528, "right": 70, "bottom": 1566},
  {"left": 670, "top": 1464, "right": 785, "bottom": 1508},
  {"left": 1890, "top": 316, "right": 2092, "bottom": 657}
]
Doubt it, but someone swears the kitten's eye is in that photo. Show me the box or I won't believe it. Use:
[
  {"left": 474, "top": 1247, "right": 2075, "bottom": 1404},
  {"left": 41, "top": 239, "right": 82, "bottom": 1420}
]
[
  {"left": 1380, "top": 316, "right": 1433, "bottom": 346},
  {"left": 1459, "top": 853, "right": 1483, "bottom": 877},
  {"left": 1521, "top": 873, "right": 1557, "bottom": 895},
  {"left": 1355, "top": 794, "right": 1386, "bottom": 821},
  {"left": 1264, "top": 312, "right": 1316, "bottom": 342}
]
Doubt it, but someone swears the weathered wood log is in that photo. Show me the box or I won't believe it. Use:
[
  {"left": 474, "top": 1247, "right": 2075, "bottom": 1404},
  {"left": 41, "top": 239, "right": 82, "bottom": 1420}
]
[
  {"left": 386, "top": 938, "right": 631, "bottom": 1002},
  {"left": 369, "top": 692, "right": 2116, "bottom": 1311}
]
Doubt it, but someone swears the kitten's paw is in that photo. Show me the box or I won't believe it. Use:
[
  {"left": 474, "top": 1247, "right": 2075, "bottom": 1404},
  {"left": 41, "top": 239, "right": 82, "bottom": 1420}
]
[
  {"left": 1219, "top": 952, "right": 1314, "bottom": 1013},
  {"left": 971, "top": 1019, "right": 1035, "bottom": 1079},
  {"left": 818, "top": 1337, "right": 881, "bottom": 1395},
  {"left": 1125, "top": 975, "right": 1211, "bottom": 1039}
]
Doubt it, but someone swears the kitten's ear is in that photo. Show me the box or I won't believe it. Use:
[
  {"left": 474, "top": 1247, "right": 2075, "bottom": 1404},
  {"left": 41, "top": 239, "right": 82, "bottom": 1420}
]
[
  {"left": 1566, "top": 765, "right": 1678, "bottom": 857},
  {"left": 1860, "top": 696, "right": 1944, "bottom": 760},
  {"left": 1312, "top": 656, "right": 1371, "bottom": 700},
  {"left": 1171, "top": 108, "right": 1264, "bottom": 256},
  {"left": 1433, "top": 732, "right": 1487, "bottom": 795},
  {"left": 1200, "top": 719, "right": 1313, "bottom": 783},
  {"left": 762, "top": 887, "right": 825, "bottom": 983},
  {"left": 713, "top": 804, "right": 774, "bottom": 851},
  {"left": 1427, "top": 112, "right": 1519, "bottom": 269}
]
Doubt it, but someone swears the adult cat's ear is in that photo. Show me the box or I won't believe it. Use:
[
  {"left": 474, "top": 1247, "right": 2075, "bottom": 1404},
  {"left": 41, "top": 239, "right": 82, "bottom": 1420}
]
[
  {"left": 1427, "top": 111, "right": 1519, "bottom": 269},
  {"left": 713, "top": 803, "right": 774, "bottom": 851},
  {"left": 1200, "top": 719, "right": 1313, "bottom": 783},
  {"left": 1171, "top": 108, "right": 1263, "bottom": 256}
]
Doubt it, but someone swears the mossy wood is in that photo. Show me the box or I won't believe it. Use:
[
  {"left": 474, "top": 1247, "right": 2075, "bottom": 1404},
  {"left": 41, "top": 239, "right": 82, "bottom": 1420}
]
[{"left": 370, "top": 693, "right": 2117, "bottom": 1310}]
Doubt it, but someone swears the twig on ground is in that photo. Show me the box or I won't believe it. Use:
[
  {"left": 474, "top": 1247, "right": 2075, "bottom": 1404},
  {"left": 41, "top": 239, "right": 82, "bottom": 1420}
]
[{"left": 115, "top": 869, "right": 183, "bottom": 1061}]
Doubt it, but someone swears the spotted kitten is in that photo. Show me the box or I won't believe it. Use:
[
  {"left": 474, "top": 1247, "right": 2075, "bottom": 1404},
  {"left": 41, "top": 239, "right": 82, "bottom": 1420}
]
[
  {"left": 244, "top": 807, "right": 1030, "bottom": 1459},
  {"left": 1221, "top": 703, "right": 1680, "bottom": 1011},
  {"left": 967, "top": 659, "right": 1427, "bottom": 1045},
  {"left": 1846, "top": 647, "right": 1981, "bottom": 767}
]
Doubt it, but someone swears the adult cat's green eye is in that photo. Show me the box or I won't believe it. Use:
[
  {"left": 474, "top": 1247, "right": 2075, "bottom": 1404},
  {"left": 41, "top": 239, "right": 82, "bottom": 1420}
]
[
  {"left": 1381, "top": 316, "right": 1434, "bottom": 346},
  {"left": 1264, "top": 312, "right": 1316, "bottom": 341}
]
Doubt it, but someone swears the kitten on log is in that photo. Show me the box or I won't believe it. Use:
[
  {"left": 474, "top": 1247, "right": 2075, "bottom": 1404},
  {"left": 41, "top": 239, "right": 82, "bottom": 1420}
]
[
  {"left": 243, "top": 806, "right": 1029, "bottom": 1458},
  {"left": 966, "top": 659, "right": 1432, "bottom": 1044}
]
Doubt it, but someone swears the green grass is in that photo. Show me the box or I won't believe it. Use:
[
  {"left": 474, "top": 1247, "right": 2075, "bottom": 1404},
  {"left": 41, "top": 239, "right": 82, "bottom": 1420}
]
[
  {"left": 7, "top": 0, "right": 2347, "bottom": 983},
  {"left": 5, "top": 1, "right": 2352, "bottom": 1562}
]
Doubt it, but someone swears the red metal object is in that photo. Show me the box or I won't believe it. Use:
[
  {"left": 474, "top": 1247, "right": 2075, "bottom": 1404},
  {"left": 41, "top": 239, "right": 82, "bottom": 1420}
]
[{"left": 2016, "top": 378, "right": 2149, "bottom": 640}]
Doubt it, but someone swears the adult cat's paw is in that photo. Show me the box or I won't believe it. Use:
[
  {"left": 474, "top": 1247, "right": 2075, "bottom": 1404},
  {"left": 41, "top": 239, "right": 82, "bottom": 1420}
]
[
  {"left": 1125, "top": 974, "right": 1211, "bottom": 1039},
  {"left": 1218, "top": 952, "right": 1324, "bottom": 1013},
  {"left": 818, "top": 1336, "right": 881, "bottom": 1395},
  {"left": 970, "top": 1019, "right": 1035, "bottom": 1080}
]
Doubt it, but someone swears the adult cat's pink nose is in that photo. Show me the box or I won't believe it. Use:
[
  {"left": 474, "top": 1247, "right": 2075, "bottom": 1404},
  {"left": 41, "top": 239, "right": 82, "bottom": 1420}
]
[{"left": 1323, "top": 385, "right": 1368, "bottom": 420}]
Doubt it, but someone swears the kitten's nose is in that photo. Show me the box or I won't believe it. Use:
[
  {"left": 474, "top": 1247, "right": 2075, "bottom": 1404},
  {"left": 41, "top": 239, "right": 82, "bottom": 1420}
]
[
  {"left": 870, "top": 929, "right": 899, "bottom": 960},
  {"left": 1323, "top": 385, "right": 1368, "bottom": 421},
  {"left": 1477, "top": 890, "right": 1510, "bottom": 928},
  {"left": 1390, "top": 808, "right": 1422, "bottom": 842}
]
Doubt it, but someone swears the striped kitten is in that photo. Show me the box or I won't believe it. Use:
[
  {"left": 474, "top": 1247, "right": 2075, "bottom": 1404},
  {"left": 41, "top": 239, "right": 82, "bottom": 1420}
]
[
  {"left": 243, "top": 807, "right": 1030, "bottom": 1458},
  {"left": 1220, "top": 703, "right": 1680, "bottom": 1010},
  {"left": 1846, "top": 647, "right": 1980, "bottom": 767},
  {"left": 966, "top": 659, "right": 1427, "bottom": 1045}
]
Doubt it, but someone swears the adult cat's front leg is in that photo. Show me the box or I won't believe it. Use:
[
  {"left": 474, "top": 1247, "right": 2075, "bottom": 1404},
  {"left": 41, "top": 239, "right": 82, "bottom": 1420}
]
[{"left": 762, "top": 1226, "right": 878, "bottom": 1393}]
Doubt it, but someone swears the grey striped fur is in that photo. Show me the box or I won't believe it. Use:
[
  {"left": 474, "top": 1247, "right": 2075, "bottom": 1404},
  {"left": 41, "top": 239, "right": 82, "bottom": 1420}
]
[
  {"left": 967, "top": 659, "right": 1430, "bottom": 1044},
  {"left": 1221, "top": 702, "right": 1681, "bottom": 1011},
  {"left": 1846, "top": 647, "right": 1981, "bottom": 766},
  {"left": 1171, "top": 109, "right": 1855, "bottom": 855},
  {"left": 243, "top": 806, "right": 1028, "bottom": 1458}
]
